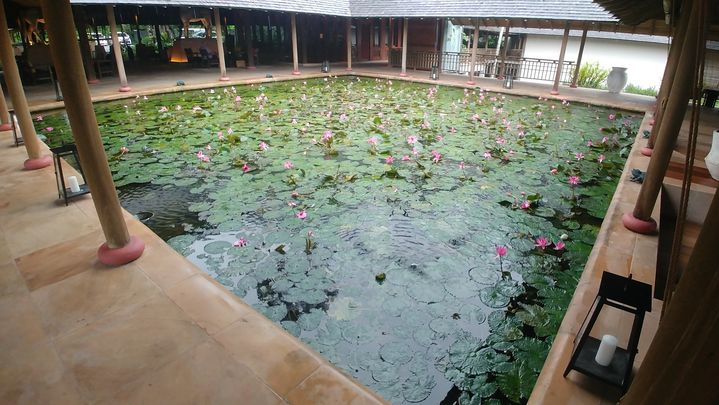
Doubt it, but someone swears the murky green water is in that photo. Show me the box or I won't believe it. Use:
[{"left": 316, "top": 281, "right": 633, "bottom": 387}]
[{"left": 38, "top": 77, "right": 639, "bottom": 404}]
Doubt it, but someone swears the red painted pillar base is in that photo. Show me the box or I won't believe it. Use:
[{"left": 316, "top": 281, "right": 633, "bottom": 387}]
[
  {"left": 466, "top": 81, "right": 476, "bottom": 86},
  {"left": 640, "top": 147, "right": 654, "bottom": 157},
  {"left": 87, "top": 79, "right": 100, "bottom": 84},
  {"left": 550, "top": 90, "right": 560, "bottom": 95},
  {"left": 23, "top": 155, "right": 52, "bottom": 170},
  {"left": 292, "top": 70, "right": 301, "bottom": 76},
  {"left": 399, "top": 72, "right": 408, "bottom": 77},
  {"left": 0, "top": 123, "right": 13, "bottom": 131},
  {"left": 247, "top": 66, "right": 257, "bottom": 70},
  {"left": 622, "top": 212, "right": 658, "bottom": 234},
  {"left": 345, "top": 67, "right": 353, "bottom": 71},
  {"left": 97, "top": 235, "right": 145, "bottom": 266},
  {"left": 119, "top": 86, "right": 132, "bottom": 92},
  {"left": 219, "top": 76, "right": 230, "bottom": 82},
  {"left": 569, "top": 84, "right": 578, "bottom": 88}
]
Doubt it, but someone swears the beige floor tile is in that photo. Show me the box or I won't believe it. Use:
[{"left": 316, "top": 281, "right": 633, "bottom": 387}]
[
  {"left": 31, "top": 262, "right": 162, "bottom": 338},
  {"left": 286, "top": 366, "right": 385, "bottom": 405},
  {"left": 54, "top": 295, "right": 208, "bottom": 402},
  {"left": 0, "top": 339, "right": 85, "bottom": 405},
  {"left": 167, "top": 274, "right": 249, "bottom": 335},
  {"left": 102, "top": 340, "right": 286, "bottom": 405},
  {"left": 129, "top": 222, "right": 199, "bottom": 290},
  {"left": 15, "top": 229, "right": 105, "bottom": 291},
  {"left": 0, "top": 261, "right": 26, "bottom": 297},
  {"left": 214, "top": 309, "right": 321, "bottom": 396},
  {"left": 0, "top": 290, "right": 48, "bottom": 357}
]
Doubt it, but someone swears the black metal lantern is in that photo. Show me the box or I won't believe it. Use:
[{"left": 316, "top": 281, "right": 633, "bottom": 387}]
[
  {"left": 321, "top": 60, "right": 330, "bottom": 73},
  {"left": 430, "top": 65, "right": 439, "bottom": 80},
  {"left": 51, "top": 144, "right": 90, "bottom": 206},
  {"left": 503, "top": 74, "right": 514, "bottom": 89},
  {"left": 50, "top": 65, "right": 63, "bottom": 101},
  {"left": 10, "top": 110, "right": 22, "bottom": 147},
  {"left": 563, "top": 271, "right": 652, "bottom": 393}
]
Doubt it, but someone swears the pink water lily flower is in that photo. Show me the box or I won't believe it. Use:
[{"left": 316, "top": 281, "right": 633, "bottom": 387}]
[
  {"left": 283, "top": 161, "right": 294, "bottom": 169},
  {"left": 535, "top": 236, "right": 550, "bottom": 250},
  {"left": 287, "top": 201, "right": 297, "bottom": 207},
  {"left": 598, "top": 154, "right": 606, "bottom": 163},
  {"left": 158, "top": 106, "right": 168, "bottom": 112},
  {"left": 322, "top": 130, "right": 333, "bottom": 141},
  {"left": 296, "top": 210, "right": 307, "bottom": 219},
  {"left": 399, "top": 155, "right": 410, "bottom": 161},
  {"left": 601, "top": 136, "right": 609, "bottom": 144},
  {"left": 35, "top": 115, "right": 43, "bottom": 121},
  {"left": 575, "top": 152, "right": 584, "bottom": 160},
  {"left": 520, "top": 200, "right": 531, "bottom": 210},
  {"left": 554, "top": 240, "right": 566, "bottom": 250},
  {"left": 550, "top": 168, "right": 558, "bottom": 175},
  {"left": 233, "top": 238, "right": 248, "bottom": 247},
  {"left": 483, "top": 151, "right": 492, "bottom": 159},
  {"left": 259, "top": 141, "right": 269, "bottom": 151},
  {"left": 587, "top": 140, "right": 593, "bottom": 147},
  {"left": 367, "top": 136, "right": 379, "bottom": 146},
  {"left": 568, "top": 175, "right": 580, "bottom": 185},
  {"left": 242, "top": 164, "right": 250, "bottom": 173},
  {"left": 385, "top": 156, "right": 395, "bottom": 164},
  {"left": 431, "top": 150, "right": 442, "bottom": 163},
  {"left": 339, "top": 113, "right": 348, "bottom": 122},
  {"left": 436, "top": 135, "right": 444, "bottom": 142},
  {"left": 459, "top": 161, "right": 466, "bottom": 170},
  {"left": 608, "top": 114, "right": 616, "bottom": 120},
  {"left": 201, "top": 155, "right": 210, "bottom": 163},
  {"left": 407, "top": 135, "right": 418, "bottom": 145},
  {"left": 495, "top": 245, "right": 508, "bottom": 258},
  {"left": 217, "top": 131, "right": 224, "bottom": 140},
  {"left": 235, "top": 96, "right": 242, "bottom": 102},
  {"left": 119, "top": 146, "right": 129, "bottom": 155},
  {"left": 45, "top": 127, "right": 53, "bottom": 132},
  {"left": 196, "top": 151, "right": 206, "bottom": 159}
]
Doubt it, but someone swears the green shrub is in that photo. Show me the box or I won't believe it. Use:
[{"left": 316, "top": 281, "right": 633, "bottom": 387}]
[
  {"left": 624, "top": 83, "right": 658, "bottom": 97},
  {"left": 575, "top": 62, "right": 610, "bottom": 89}
]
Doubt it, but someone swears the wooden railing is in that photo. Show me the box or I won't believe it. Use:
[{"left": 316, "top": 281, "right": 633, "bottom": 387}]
[{"left": 389, "top": 49, "right": 575, "bottom": 84}]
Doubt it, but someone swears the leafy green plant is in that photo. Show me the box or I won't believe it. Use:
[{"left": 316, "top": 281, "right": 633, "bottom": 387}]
[
  {"left": 575, "top": 62, "right": 610, "bottom": 89},
  {"left": 624, "top": 83, "right": 658, "bottom": 96}
]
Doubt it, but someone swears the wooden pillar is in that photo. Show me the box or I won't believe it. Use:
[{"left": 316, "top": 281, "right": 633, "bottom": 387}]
[
  {"left": 498, "top": 25, "right": 510, "bottom": 79},
  {"left": 300, "top": 15, "right": 308, "bottom": 64},
  {"left": 570, "top": 28, "right": 587, "bottom": 88},
  {"left": 346, "top": 18, "right": 352, "bottom": 71},
  {"left": 40, "top": 0, "right": 144, "bottom": 265},
  {"left": 214, "top": 8, "right": 229, "bottom": 81},
  {"left": 291, "top": 13, "right": 300, "bottom": 75},
  {"left": 73, "top": 6, "right": 99, "bottom": 84},
  {"left": 644, "top": 2, "right": 691, "bottom": 155},
  {"left": 380, "top": 18, "right": 387, "bottom": 60},
  {"left": 106, "top": 5, "right": 130, "bottom": 92},
  {"left": 467, "top": 19, "right": 480, "bottom": 85},
  {"left": 550, "top": 23, "right": 570, "bottom": 95},
  {"left": 622, "top": 0, "right": 702, "bottom": 235},
  {"left": 400, "top": 18, "right": 408, "bottom": 77},
  {"left": 245, "top": 13, "right": 255, "bottom": 69},
  {"left": 621, "top": 182, "right": 719, "bottom": 404},
  {"left": 0, "top": 0, "right": 50, "bottom": 169},
  {"left": 0, "top": 85, "right": 11, "bottom": 131}
]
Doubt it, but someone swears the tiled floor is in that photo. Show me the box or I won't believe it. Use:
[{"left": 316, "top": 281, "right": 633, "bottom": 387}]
[{"left": 2, "top": 63, "right": 704, "bottom": 404}]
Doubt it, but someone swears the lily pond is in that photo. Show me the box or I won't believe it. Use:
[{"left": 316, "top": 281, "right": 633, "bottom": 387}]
[{"left": 38, "top": 76, "right": 639, "bottom": 404}]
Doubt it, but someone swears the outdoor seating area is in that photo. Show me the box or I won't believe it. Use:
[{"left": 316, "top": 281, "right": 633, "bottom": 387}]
[{"left": 1, "top": 0, "right": 718, "bottom": 404}]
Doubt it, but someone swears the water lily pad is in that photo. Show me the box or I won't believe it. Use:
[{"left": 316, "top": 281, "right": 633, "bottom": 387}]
[
  {"left": 203, "top": 240, "right": 232, "bottom": 254},
  {"left": 379, "top": 341, "right": 414, "bottom": 365},
  {"left": 479, "top": 286, "right": 512, "bottom": 308}
]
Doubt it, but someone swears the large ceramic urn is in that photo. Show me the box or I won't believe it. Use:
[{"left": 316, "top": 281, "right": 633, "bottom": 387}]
[
  {"left": 705, "top": 129, "right": 719, "bottom": 181},
  {"left": 607, "top": 67, "right": 628, "bottom": 94}
]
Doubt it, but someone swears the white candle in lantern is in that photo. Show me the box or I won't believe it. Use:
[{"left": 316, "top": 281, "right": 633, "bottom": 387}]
[
  {"left": 595, "top": 334, "right": 618, "bottom": 366},
  {"left": 67, "top": 176, "right": 81, "bottom": 193}
]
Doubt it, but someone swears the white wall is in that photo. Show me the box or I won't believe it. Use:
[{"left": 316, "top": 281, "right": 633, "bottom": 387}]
[{"left": 523, "top": 35, "right": 669, "bottom": 89}]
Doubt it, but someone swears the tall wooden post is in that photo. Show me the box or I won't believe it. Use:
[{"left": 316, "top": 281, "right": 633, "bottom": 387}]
[
  {"left": 40, "top": 0, "right": 144, "bottom": 266},
  {"left": 154, "top": 24, "right": 163, "bottom": 60},
  {"left": 623, "top": 0, "right": 702, "bottom": 235},
  {"left": 0, "top": 0, "right": 50, "bottom": 169},
  {"left": 467, "top": 19, "right": 480, "bottom": 85},
  {"left": 214, "top": 8, "right": 229, "bottom": 81},
  {"left": 346, "top": 18, "right": 352, "bottom": 71},
  {"left": 380, "top": 18, "right": 387, "bottom": 60},
  {"left": 643, "top": 2, "right": 691, "bottom": 156},
  {"left": 570, "top": 28, "right": 587, "bottom": 88},
  {"left": 498, "top": 25, "right": 510, "bottom": 80},
  {"left": 621, "top": 180, "right": 719, "bottom": 404},
  {"left": 550, "top": 23, "right": 570, "bottom": 95},
  {"left": 400, "top": 18, "right": 409, "bottom": 77},
  {"left": 73, "top": 6, "right": 99, "bottom": 84},
  {"left": 291, "top": 13, "right": 300, "bottom": 75},
  {"left": 106, "top": 5, "right": 130, "bottom": 92},
  {"left": 0, "top": 85, "right": 11, "bottom": 131},
  {"left": 245, "top": 13, "right": 255, "bottom": 69}
]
